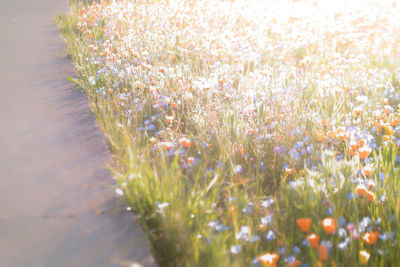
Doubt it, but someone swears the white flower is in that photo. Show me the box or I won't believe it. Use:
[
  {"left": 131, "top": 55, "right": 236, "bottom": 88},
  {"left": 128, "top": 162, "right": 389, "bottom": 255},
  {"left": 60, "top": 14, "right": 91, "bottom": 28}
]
[
  {"left": 230, "top": 244, "right": 242, "bottom": 254},
  {"left": 115, "top": 188, "right": 124, "bottom": 196},
  {"left": 88, "top": 76, "right": 96, "bottom": 85}
]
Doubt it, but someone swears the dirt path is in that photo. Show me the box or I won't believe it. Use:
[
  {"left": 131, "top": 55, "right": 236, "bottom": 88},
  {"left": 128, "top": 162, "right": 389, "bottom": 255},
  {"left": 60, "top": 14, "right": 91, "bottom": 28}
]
[{"left": 0, "top": 1, "right": 155, "bottom": 266}]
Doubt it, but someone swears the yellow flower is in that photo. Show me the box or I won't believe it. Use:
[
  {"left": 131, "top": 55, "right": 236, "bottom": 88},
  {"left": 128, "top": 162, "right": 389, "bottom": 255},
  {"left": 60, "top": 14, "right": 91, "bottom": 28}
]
[
  {"left": 314, "top": 130, "right": 324, "bottom": 142},
  {"left": 359, "top": 250, "right": 370, "bottom": 264},
  {"left": 383, "top": 125, "right": 394, "bottom": 136},
  {"left": 382, "top": 135, "right": 391, "bottom": 142}
]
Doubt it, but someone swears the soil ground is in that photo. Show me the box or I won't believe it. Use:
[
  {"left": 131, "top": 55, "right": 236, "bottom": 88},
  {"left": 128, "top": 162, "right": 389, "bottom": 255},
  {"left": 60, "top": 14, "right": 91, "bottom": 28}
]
[{"left": 0, "top": 0, "right": 155, "bottom": 266}]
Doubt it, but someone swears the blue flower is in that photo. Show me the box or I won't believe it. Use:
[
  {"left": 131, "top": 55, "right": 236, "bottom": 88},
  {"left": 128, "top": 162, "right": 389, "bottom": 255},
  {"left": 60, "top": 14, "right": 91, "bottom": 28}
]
[
  {"left": 339, "top": 216, "right": 346, "bottom": 227},
  {"left": 290, "top": 150, "right": 300, "bottom": 160},
  {"left": 326, "top": 206, "right": 333, "bottom": 215},
  {"left": 261, "top": 215, "right": 273, "bottom": 226},
  {"left": 307, "top": 144, "right": 313, "bottom": 154},
  {"left": 96, "top": 87, "right": 105, "bottom": 93},
  {"left": 260, "top": 162, "right": 265, "bottom": 170},
  {"left": 287, "top": 255, "right": 295, "bottom": 263},
  {"left": 146, "top": 124, "right": 156, "bottom": 131},
  {"left": 234, "top": 165, "right": 242, "bottom": 174},
  {"left": 320, "top": 240, "right": 332, "bottom": 252},
  {"left": 347, "top": 193, "right": 355, "bottom": 200},
  {"left": 261, "top": 198, "right": 274, "bottom": 208},
  {"left": 338, "top": 228, "right": 347, "bottom": 238},
  {"left": 265, "top": 230, "right": 275, "bottom": 241},
  {"left": 252, "top": 257, "right": 259, "bottom": 266},
  {"left": 215, "top": 224, "right": 229, "bottom": 232},
  {"left": 379, "top": 232, "right": 389, "bottom": 241},
  {"left": 250, "top": 235, "right": 261, "bottom": 243},
  {"left": 294, "top": 141, "right": 304, "bottom": 150}
]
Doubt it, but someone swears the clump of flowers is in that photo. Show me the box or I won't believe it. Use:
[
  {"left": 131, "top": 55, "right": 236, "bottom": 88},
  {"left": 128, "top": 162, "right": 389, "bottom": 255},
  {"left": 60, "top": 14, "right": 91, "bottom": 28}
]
[{"left": 58, "top": 0, "right": 400, "bottom": 265}]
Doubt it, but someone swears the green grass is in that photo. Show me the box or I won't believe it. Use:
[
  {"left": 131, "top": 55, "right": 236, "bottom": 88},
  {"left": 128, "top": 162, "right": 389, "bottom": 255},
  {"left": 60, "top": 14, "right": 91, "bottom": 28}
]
[{"left": 56, "top": 0, "right": 400, "bottom": 266}]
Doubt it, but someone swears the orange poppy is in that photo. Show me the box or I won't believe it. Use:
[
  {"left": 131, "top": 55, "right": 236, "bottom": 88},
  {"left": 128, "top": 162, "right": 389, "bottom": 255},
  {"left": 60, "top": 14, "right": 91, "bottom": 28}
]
[
  {"left": 165, "top": 116, "right": 174, "bottom": 124},
  {"left": 337, "top": 131, "right": 348, "bottom": 141},
  {"left": 358, "top": 146, "right": 372, "bottom": 160},
  {"left": 384, "top": 105, "right": 392, "bottom": 114},
  {"left": 367, "top": 180, "right": 375, "bottom": 188},
  {"left": 237, "top": 144, "right": 246, "bottom": 154},
  {"left": 307, "top": 233, "right": 320, "bottom": 248},
  {"left": 285, "top": 168, "right": 295, "bottom": 175},
  {"left": 296, "top": 218, "right": 312, "bottom": 232},
  {"left": 321, "top": 217, "right": 336, "bottom": 234},
  {"left": 367, "top": 190, "right": 376, "bottom": 201},
  {"left": 227, "top": 206, "right": 237, "bottom": 215},
  {"left": 258, "top": 253, "right": 280, "bottom": 267},
  {"left": 353, "top": 106, "right": 362, "bottom": 116},
  {"left": 328, "top": 130, "right": 336, "bottom": 139},
  {"left": 363, "top": 166, "right": 372, "bottom": 177},
  {"left": 358, "top": 138, "right": 366, "bottom": 146},
  {"left": 349, "top": 148, "right": 357, "bottom": 157},
  {"left": 356, "top": 184, "right": 367, "bottom": 197},
  {"left": 362, "top": 231, "right": 379, "bottom": 245},
  {"left": 288, "top": 260, "right": 302, "bottom": 267},
  {"left": 319, "top": 245, "right": 328, "bottom": 261},
  {"left": 163, "top": 141, "right": 173, "bottom": 150},
  {"left": 350, "top": 141, "right": 358, "bottom": 150},
  {"left": 187, "top": 157, "right": 195, "bottom": 164},
  {"left": 180, "top": 138, "right": 191, "bottom": 148},
  {"left": 390, "top": 117, "right": 399, "bottom": 127}
]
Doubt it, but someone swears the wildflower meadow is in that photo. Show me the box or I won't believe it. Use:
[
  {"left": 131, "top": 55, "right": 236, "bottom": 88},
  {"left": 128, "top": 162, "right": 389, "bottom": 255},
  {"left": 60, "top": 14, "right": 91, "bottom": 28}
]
[{"left": 57, "top": 0, "right": 400, "bottom": 266}]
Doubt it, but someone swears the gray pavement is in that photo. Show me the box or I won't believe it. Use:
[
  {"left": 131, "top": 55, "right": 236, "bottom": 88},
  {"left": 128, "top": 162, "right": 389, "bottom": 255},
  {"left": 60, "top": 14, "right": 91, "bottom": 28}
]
[{"left": 0, "top": 0, "right": 155, "bottom": 266}]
